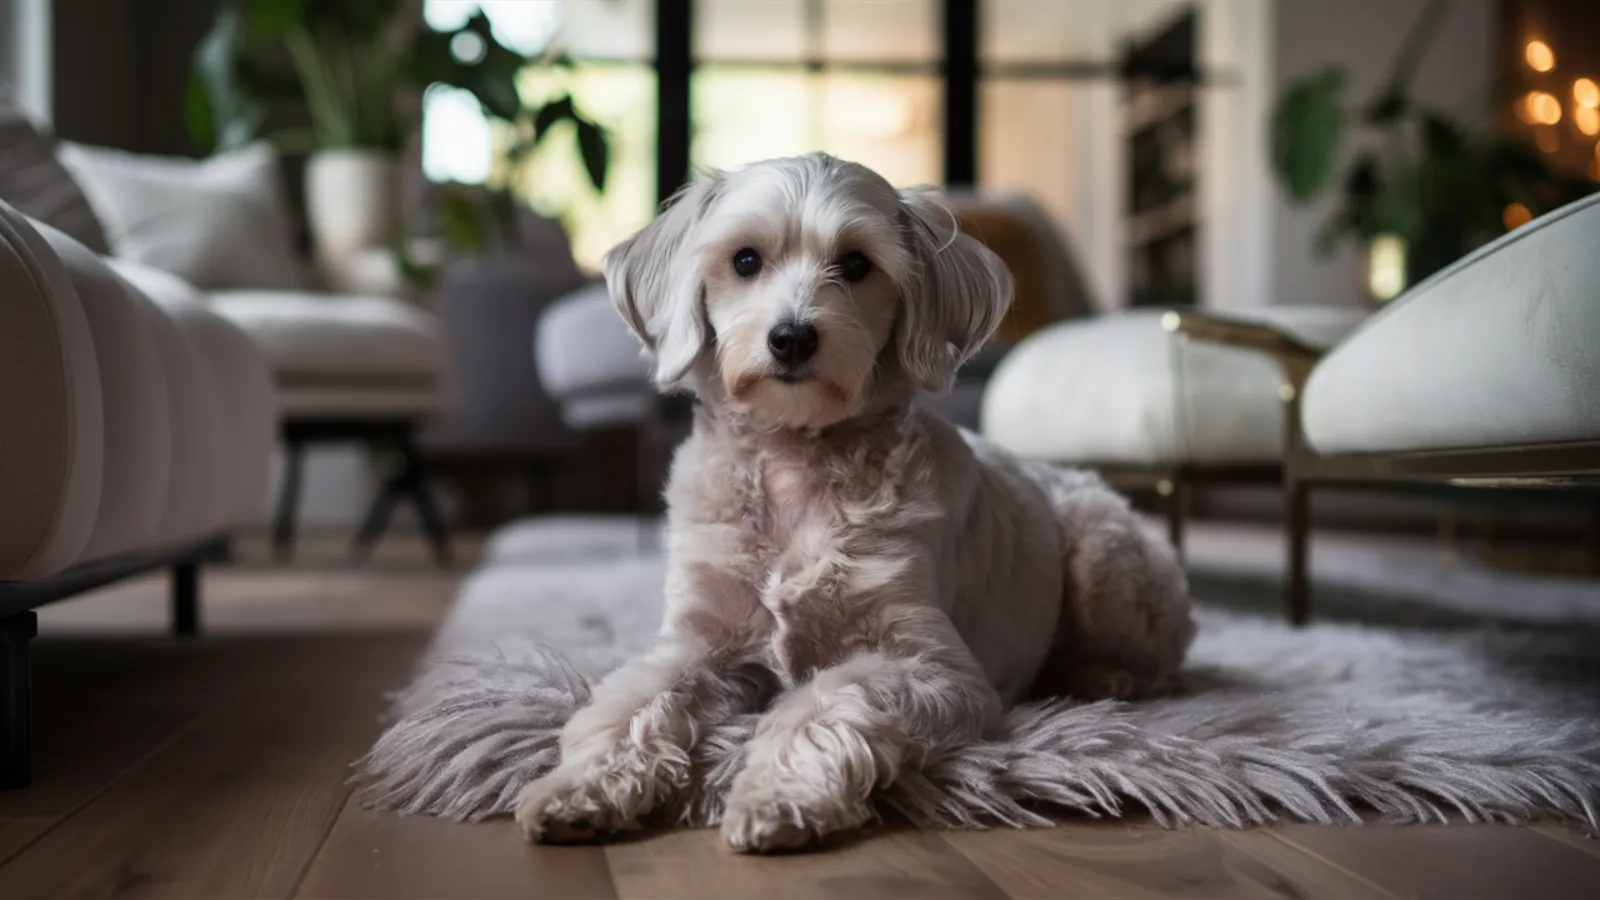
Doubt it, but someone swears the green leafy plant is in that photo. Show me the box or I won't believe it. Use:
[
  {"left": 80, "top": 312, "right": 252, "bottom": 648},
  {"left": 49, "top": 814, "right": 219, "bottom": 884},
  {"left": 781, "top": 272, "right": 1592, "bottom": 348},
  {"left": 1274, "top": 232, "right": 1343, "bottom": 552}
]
[
  {"left": 1271, "top": 0, "right": 1593, "bottom": 289},
  {"left": 187, "top": 0, "right": 416, "bottom": 152},
  {"left": 185, "top": 0, "right": 612, "bottom": 276},
  {"left": 186, "top": 0, "right": 608, "bottom": 167}
]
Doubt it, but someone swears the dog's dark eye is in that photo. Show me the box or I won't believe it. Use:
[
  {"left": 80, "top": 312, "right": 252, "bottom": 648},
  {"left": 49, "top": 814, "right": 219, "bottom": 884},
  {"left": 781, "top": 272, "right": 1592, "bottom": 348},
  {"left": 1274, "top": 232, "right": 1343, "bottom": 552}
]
[
  {"left": 836, "top": 251, "right": 873, "bottom": 283},
  {"left": 732, "top": 247, "right": 762, "bottom": 278}
]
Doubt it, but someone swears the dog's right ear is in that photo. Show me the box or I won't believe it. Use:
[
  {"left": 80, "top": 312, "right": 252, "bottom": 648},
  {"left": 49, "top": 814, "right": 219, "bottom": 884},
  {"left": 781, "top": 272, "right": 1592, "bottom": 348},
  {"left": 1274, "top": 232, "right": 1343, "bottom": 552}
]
[{"left": 601, "top": 175, "right": 724, "bottom": 388}]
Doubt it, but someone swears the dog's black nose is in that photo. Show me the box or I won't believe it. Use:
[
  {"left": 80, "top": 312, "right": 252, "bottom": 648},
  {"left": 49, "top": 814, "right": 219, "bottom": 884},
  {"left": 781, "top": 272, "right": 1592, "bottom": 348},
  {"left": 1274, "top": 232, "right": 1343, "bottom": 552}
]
[{"left": 767, "top": 321, "right": 819, "bottom": 366}]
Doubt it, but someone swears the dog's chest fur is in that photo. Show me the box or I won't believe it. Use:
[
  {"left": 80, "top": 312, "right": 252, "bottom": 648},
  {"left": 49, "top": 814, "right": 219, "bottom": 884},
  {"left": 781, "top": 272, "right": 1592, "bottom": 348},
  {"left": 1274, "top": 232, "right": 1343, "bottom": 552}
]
[{"left": 717, "top": 415, "right": 937, "bottom": 684}]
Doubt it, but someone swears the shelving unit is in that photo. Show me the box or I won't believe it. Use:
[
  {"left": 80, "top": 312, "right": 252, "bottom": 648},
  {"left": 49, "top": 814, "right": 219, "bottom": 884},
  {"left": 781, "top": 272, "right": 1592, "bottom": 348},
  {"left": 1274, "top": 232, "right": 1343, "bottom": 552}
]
[{"left": 1121, "top": 7, "right": 1200, "bottom": 309}]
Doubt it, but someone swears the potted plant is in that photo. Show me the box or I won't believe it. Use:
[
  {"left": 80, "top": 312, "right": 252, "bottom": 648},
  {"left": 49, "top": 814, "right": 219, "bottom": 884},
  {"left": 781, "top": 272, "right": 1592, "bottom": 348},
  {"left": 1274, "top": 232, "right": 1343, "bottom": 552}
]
[
  {"left": 185, "top": 0, "right": 609, "bottom": 270},
  {"left": 1270, "top": 0, "right": 1594, "bottom": 303}
]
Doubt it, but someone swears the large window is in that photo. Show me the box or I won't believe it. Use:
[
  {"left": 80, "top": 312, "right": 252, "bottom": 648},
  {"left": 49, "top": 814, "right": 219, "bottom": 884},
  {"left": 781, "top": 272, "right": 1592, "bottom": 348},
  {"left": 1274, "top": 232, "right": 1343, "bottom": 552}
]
[
  {"left": 419, "top": 0, "right": 1247, "bottom": 310},
  {"left": 423, "top": 1, "right": 657, "bottom": 267},
  {"left": 422, "top": 0, "right": 943, "bottom": 269},
  {"left": 691, "top": 0, "right": 942, "bottom": 186}
]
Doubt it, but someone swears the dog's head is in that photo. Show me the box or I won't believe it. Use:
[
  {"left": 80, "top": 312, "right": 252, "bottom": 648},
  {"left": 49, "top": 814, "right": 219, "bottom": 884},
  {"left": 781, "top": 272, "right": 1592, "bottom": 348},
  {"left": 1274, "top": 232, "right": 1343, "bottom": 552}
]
[{"left": 602, "top": 153, "right": 1013, "bottom": 431}]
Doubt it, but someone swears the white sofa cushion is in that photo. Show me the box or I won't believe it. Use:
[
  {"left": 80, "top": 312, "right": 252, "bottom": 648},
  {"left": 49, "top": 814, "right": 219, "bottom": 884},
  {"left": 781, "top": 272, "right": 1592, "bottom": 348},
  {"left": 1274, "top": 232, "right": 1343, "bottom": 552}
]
[
  {"left": 210, "top": 290, "right": 448, "bottom": 419},
  {"left": 36, "top": 226, "right": 173, "bottom": 561},
  {"left": 56, "top": 140, "right": 310, "bottom": 292},
  {"left": 114, "top": 262, "right": 278, "bottom": 529},
  {"left": 0, "top": 202, "right": 104, "bottom": 580},
  {"left": 1, "top": 201, "right": 277, "bottom": 580},
  {"left": 981, "top": 306, "right": 1367, "bottom": 465},
  {"left": 1302, "top": 193, "right": 1600, "bottom": 455}
]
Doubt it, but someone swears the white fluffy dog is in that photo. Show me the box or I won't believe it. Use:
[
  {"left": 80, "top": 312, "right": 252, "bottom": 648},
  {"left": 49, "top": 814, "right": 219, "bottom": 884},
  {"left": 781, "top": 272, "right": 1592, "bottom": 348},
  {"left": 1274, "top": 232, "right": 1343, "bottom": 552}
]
[{"left": 516, "top": 153, "right": 1195, "bottom": 852}]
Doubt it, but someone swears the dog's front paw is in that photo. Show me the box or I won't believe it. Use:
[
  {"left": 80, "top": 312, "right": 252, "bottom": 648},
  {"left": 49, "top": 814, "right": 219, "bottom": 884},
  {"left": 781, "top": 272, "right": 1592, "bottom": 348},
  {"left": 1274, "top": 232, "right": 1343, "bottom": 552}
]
[
  {"left": 720, "top": 773, "right": 874, "bottom": 853},
  {"left": 514, "top": 767, "right": 641, "bottom": 844}
]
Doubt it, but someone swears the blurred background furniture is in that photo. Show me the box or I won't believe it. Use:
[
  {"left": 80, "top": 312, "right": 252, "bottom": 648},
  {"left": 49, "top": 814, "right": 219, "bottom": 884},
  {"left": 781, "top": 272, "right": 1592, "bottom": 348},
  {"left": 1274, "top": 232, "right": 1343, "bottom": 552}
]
[
  {"left": 46, "top": 134, "right": 454, "bottom": 564},
  {"left": 1170, "top": 190, "right": 1600, "bottom": 623},
  {"left": 207, "top": 289, "right": 451, "bottom": 564},
  {"left": 418, "top": 206, "right": 593, "bottom": 525},
  {"left": 981, "top": 305, "right": 1369, "bottom": 553},
  {"left": 928, "top": 189, "right": 1101, "bottom": 426},
  {"left": 0, "top": 198, "right": 276, "bottom": 787}
]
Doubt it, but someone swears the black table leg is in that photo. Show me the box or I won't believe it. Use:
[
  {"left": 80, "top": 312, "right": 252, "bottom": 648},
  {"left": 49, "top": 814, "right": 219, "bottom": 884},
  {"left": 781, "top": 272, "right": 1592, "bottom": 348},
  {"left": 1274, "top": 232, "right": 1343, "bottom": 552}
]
[
  {"left": 352, "top": 480, "right": 402, "bottom": 561},
  {"left": 171, "top": 562, "right": 200, "bottom": 638},
  {"left": 273, "top": 437, "right": 307, "bottom": 562}
]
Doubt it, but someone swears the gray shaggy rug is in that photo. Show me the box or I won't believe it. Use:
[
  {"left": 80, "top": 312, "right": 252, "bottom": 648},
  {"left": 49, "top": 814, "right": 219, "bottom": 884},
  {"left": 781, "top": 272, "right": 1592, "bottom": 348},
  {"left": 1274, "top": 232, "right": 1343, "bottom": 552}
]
[{"left": 355, "top": 516, "right": 1600, "bottom": 832}]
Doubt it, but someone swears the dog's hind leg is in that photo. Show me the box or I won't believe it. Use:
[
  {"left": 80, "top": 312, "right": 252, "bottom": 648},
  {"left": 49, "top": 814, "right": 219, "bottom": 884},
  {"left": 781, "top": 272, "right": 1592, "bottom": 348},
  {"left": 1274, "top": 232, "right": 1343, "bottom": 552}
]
[{"left": 1028, "top": 469, "right": 1196, "bottom": 702}]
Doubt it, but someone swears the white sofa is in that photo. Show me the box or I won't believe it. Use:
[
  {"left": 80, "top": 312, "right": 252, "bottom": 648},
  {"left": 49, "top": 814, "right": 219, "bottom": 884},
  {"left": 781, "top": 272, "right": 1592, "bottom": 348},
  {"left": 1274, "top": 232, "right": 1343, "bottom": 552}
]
[
  {"left": 43, "top": 137, "right": 453, "bottom": 563},
  {"left": 0, "top": 199, "right": 277, "bottom": 787}
]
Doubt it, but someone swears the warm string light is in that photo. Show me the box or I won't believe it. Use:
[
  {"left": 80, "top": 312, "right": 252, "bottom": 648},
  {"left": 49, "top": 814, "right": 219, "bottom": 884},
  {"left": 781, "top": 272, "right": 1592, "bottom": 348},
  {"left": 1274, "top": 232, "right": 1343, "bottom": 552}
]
[
  {"left": 1576, "top": 78, "right": 1600, "bottom": 109},
  {"left": 1577, "top": 106, "right": 1600, "bottom": 136},
  {"left": 1502, "top": 202, "right": 1533, "bottom": 231},
  {"left": 1526, "top": 40, "right": 1555, "bottom": 72},
  {"left": 1524, "top": 91, "right": 1563, "bottom": 125},
  {"left": 1514, "top": 43, "right": 1600, "bottom": 162}
]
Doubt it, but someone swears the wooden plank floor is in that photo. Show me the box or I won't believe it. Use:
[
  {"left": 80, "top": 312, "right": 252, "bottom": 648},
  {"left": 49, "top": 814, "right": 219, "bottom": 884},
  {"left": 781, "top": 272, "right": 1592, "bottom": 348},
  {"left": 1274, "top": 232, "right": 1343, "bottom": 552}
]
[{"left": 3, "top": 531, "right": 1599, "bottom": 899}]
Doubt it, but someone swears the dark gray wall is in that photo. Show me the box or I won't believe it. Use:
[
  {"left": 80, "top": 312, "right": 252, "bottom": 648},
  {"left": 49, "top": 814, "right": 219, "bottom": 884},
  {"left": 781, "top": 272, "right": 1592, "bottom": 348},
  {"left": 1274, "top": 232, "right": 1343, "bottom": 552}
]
[
  {"left": 1271, "top": 0, "right": 1496, "bottom": 308},
  {"left": 51, "top": 0, "right": 213, "bottom": 153}
]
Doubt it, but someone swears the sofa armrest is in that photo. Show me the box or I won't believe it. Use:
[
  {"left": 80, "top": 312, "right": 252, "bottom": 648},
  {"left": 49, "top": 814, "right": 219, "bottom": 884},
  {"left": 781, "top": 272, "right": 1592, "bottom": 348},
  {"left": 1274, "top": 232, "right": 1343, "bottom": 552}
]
[
  {"left": 1159, "top": 310, "right": 1322, "bottom": 362},
  {"left": 1160, "top": 310, "right": 1324, "bottom": 393}
]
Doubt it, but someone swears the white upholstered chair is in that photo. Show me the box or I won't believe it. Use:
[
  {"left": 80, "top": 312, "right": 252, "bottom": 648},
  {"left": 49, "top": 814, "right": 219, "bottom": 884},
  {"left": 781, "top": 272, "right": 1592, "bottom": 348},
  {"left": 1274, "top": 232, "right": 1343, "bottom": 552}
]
[
  {"left": 1173, "top": 189, "right": 1600, "bottom": 622},
  {"left": 985, "top": 190, "right": 1600, "bottom": 624}
]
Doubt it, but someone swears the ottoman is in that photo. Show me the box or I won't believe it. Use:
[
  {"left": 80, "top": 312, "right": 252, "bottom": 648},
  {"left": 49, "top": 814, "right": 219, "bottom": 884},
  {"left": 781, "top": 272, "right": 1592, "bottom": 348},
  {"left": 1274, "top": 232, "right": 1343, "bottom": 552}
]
[
  {"left": 208, "top": 290, "right": 452, "bottom": 563},
  {"left": 980, "top": 305, "right": 1369, "bottom": 549}
]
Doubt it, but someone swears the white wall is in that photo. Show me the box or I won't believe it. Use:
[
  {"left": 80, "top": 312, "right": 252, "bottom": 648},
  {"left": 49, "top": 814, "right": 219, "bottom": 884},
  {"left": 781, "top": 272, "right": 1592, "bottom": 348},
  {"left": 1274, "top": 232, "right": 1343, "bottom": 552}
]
[
  {"left": 981, "top": 0, "right": 1130, "bottom": 311},
  {"left": 984, "top": 0, "right": 1494, "bottom": 313},
  {"left": 1270, "top": 0, "right": 1495, "bottom": 308},
  {"left": 1199, "top": 0, "right": 1275, "bottom": 312}
]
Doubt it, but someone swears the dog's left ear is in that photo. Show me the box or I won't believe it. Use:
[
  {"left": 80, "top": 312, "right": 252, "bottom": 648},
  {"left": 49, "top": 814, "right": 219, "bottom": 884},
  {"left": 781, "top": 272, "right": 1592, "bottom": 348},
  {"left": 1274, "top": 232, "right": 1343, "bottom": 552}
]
[
  {"left": 601, "top": 174, "right": 725, "bottom": 387},
  {"left": 894, "top": 187, "right": 1014, "bottom": 393}
]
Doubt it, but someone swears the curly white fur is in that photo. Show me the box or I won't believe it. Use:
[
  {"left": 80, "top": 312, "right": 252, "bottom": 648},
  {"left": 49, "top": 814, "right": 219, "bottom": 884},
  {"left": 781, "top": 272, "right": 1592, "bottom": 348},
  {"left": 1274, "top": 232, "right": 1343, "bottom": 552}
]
[{"left": 514, "top": 154, "right": 1196, "bottom": 852}]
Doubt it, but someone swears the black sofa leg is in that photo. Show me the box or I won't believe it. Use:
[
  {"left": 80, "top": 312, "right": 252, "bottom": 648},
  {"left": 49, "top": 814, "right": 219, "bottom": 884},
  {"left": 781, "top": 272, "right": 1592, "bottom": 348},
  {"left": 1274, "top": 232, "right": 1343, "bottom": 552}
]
[
  {"left": 171, "top": 562, "right": 201, "bottom": 638},
  {"left": 1, "top": 611, "right": 38, "bottom": 789}
]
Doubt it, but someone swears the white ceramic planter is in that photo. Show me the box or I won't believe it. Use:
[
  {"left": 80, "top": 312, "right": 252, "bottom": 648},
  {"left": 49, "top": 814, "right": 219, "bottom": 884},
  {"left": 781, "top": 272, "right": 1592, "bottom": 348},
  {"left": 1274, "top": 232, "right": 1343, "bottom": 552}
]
[{"left": 304, "top": 149, "right": 400, "bottom": 260}]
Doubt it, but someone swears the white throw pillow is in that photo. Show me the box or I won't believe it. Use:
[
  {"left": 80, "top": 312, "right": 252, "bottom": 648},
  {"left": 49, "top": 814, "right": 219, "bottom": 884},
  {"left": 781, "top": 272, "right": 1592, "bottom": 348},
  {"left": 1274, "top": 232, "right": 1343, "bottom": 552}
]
[{"left": 57, "top": 141, "right": 310, "bottom": 291}]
